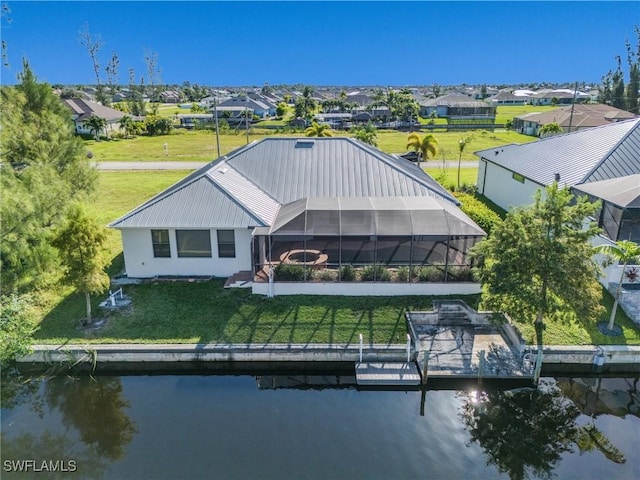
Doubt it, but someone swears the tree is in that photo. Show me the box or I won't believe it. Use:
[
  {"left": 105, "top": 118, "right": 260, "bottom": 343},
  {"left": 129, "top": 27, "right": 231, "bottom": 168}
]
[
  {"left": 457, "top": 135, "right": 474, "bottom": 190},
  {"left": 406, "top": 132, "right": 438, "bottom": 169},
  {"left": 625, "top": 27, "right": 640, "bottom": 114},
  {"left": 85, "top": 115, "right": 107, "bottom": 140},
  {"left": 538, "top": 122, "right": 564, "bottom": 138},
  {"left": 51, "top": 204, "right": 110, "bottom": 324},
  {"left": 144, "top": 46, "right": 162, "bottom": 103},
  {"left": 118, "top": 115, "right": 136, "bottom": 137},
  {"left": 104, "top": 51, "right": 119, "bottom": 104},
  {"left": 593, "top": 240, "right": 640, "bottom": 332},
  {"left": 304, "top": 121, "right": 333, "bottom": 137},
  {"left": 351, "top": 121, "right": 378, "bottom": 146},
  {"left": 0, "top": 293, "right": 36, "bottom": 365},
  {"left": 79, "top": 22, "right": 108, "bottom": 104},
  {"left": 276, "top": 102, "right": 288, "bottom": 119},
  {"left": 472, "top": 183, "right": 604, "bottom": 346},
  {"left": 1, "top": 61, "right": 97, "bottom": 292},
  {"left": 612, "top": 56, "right": 626, "bottom": 110},
  {"left": 294, "top": 86, "right": 316, "bottom": 120}
]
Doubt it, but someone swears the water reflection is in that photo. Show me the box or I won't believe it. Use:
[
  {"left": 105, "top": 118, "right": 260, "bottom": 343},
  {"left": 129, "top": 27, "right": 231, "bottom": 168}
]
[
  {"left": 461, "top": 379, "right": 628, "bottom": 480},
  {"left": 1, "top": 370, "right": 638, "bottom": 480},
  {"left": 2, "top": 371, "right": 136, "bottom": 479}
]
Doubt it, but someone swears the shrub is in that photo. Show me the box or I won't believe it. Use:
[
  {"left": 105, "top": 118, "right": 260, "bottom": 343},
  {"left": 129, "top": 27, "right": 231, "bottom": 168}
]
[
  {"left": 453, "top": 192, "right": 502, "bottom": 235},
  {"left": 447, "top": 266, "right": 473, "bottom": 281},
  {"left": 312, "top": 269, "right": 338, "bottom": 282},
  {"left": 416, "top": 266, "right": 445, "bottom": 282},
  {"left": 339, "top": 265, "right": 356, "bottom": 281},
  {"left": 361, "top": 264, "right": 391, "bottom": 282},
  {"left": 274, "top": 263, "right": 305, "bottom": 281},
  {"left": 396, "top": 266, "right": 411, "bottom": 282}
]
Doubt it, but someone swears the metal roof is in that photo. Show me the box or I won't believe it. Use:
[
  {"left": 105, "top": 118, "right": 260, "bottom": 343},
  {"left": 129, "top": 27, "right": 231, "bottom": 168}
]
[
  {"left": 223, "top": 137, "right": 458, "bottom": 205},
  {"left": 267, "top": 197, "right": 485, "bottom": 237},
  {"left": 111, "top": 137, "right": 460, "bottom": 230},
  {"left": 475, "top": 119, "right": 640, "bottom": 186},
  {"left": 110, "top": 173, "right": 266, "bottom": 229},
  {"left": 571, "top": 174, "right": 640, "bottom": 208}
]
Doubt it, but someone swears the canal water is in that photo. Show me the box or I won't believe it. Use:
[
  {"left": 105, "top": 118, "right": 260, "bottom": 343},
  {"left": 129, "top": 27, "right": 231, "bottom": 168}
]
[{"left": 1, "top": 370, "right": 638, "bottom": 480}]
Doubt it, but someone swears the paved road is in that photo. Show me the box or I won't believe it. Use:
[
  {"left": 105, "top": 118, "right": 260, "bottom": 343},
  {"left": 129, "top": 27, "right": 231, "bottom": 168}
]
[{"left": 92, "top": 160, "right": 480, "bottom": 171}]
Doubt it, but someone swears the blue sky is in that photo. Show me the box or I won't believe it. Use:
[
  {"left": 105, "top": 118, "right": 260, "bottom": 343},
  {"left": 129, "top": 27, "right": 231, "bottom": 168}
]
[{"left": 1, "top": 1, "right": 638, "bottom": 86}]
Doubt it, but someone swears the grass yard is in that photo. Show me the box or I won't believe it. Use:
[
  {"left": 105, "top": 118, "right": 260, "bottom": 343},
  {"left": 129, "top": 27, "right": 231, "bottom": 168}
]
[
  {"left": 34, "top": 280, "right": 472, "bottom": 345},
  {"left": 424, "top": 165, "right": 478, "bottom": 190},
  {"left": 375, "top": 129, "right": 536, "bottom": 160},
  {"left": 85, "top": 126, "right": 537, "bottom": 163}
]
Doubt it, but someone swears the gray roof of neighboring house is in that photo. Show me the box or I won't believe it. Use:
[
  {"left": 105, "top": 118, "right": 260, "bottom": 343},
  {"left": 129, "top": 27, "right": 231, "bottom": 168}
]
[
  {"left": 475, "top": 118, "right": 640, "bottom": 186},
  {"left": 572, "top": 174, "right": 640, "bottom": 208},
  {"left": 63, "top": 98, "right": 126, "bottom": 122},
  {"left": 111, "top": 137, "right": 459, "bottom": 229},
  {"left": 515, "top": 104, "right": 636, "bottom": 129}
]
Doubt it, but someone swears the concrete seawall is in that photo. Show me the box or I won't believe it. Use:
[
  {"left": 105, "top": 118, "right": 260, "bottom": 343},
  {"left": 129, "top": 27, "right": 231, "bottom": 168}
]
[{"left": 17, "top": 343, "right": 640, "bottom": 374}]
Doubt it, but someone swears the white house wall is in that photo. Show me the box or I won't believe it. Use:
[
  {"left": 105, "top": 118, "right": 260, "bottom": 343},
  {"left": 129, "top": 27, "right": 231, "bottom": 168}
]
[
  {"left": 478, "top": 160, "right": 544, "bottom": 211},
  {"left": 120, "top": 227, "right": 252, "bottom": 278}
]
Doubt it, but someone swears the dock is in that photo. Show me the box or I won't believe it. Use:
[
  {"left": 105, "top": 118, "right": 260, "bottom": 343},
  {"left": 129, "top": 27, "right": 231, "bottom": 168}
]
[{"left": 355, "top": 362, "right": 421, "bottom": 386}]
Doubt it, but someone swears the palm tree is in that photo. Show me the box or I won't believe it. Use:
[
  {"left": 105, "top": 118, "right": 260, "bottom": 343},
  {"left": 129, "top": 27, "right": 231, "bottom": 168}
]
[
  {"left": 85, "top": 115, "right": 107, "bottom": 140},
  {"left": 118, "top": 115, "right": 135, "bottom": 138},
  {"left": 539, "top": 122, "right": 564, "bottom": 137},
  {"left": 594, "top": 240, "right": 640, "bottom": 332},
  {"left": 406, "top": 132, "right": 438, "bottom": 169},
  {"left": 304, "top": 121, "right": 333, "bottom": 137},
  {"left": 457, "top": 135, "right": 474, "bottom": 190}
]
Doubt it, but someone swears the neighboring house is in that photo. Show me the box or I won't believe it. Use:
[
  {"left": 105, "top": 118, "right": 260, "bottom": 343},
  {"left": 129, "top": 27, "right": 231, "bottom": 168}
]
[
  {"left": 513, "top": 104, "right": 637, "bottom": 136},
  {"left": 110, "top": 138, "right": 486, "bottom": 296},
  {"left": 529, "top": 88, "right": 590, "bottom": 106},
  {"left": 218, "top": 96, "right": 273, "bottom": 118},
  {"left": 476, "top": 119, "right": 640, "bottom": 288},
  {"left": 63, "top": 98, "right": 126, "bottom": 136},
  {"left": 487, "top": 91, "right": 528, "bottom": 105},
  {"left": 419, "top": 94, "right": 496, "bottom": 123},
  {"left": 160, "top": 90, "right": 183, "bottom": 103},
  {"left": 572, "top": 175, "right": 640, "bottom": 244},
  {"left": 475, "top": 118, "right": 640, "bottom": 212}
]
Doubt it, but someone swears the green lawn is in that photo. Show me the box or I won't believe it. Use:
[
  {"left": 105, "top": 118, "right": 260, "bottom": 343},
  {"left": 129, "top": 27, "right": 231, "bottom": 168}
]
[
  {"left": 494, "top": 104, "right": 559, "bottom": 124},
  {"left": 424, "top": 165, "right": 478, "bottom": 190},
  {"left": 34, "top": 280, "right": 471, "bottom": 345},
  {"left": 86, "top": 126, "right": 537, "bottom": 162}
]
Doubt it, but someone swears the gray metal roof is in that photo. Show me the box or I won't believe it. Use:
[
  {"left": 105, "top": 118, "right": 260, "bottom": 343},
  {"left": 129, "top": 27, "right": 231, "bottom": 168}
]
[
  {"left": 267, "top": 197, "right": 485, "bottom": 237},
  {"left": 111, "top": 137, "right": 460, "bottom": 230},
  {"left": 571, "top": 174, "right": 640, "bottom": 208},
  {"left": 110, "top": 175, "right": 265, "bottom": 228},
  {"left": 224, "top": 137, "right": 458, "bottom": 204},
  {"left": 475, "top": 119, "right": 640, "bottom": 186}
]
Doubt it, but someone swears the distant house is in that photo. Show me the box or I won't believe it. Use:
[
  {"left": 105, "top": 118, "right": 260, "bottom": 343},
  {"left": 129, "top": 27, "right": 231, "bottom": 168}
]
[
  {"left": 110, "top": 137, "right": 485, "bottom": 296},
  {"left": 160, "top": 90, "right": 182, "bottom": 103},
  {"left": 513, "top": 104, "right": 637, "bottom": 136},
  {"left": 62, "top": 98, "right": 126, "bottom": 136},
  {"left": 529, "top": 88, "right": 590, "bottom": 106},
  {"left": 419, "top": 94, "right": 496, "bottom": 123},
  {"left": 475, "top": 118, "right": 640, "bottom": 212},
  {"left": 218, "top": 96, "right": 273, "bottom": 118},
  {"left": 487, "top": 91, "right": 528, "bottom": 105}
]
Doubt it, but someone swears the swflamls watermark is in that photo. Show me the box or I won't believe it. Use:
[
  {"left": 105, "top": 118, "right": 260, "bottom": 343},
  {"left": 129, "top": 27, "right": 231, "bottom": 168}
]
[{"left": 3, "top": 459, "right": 77, "bottom": 473}]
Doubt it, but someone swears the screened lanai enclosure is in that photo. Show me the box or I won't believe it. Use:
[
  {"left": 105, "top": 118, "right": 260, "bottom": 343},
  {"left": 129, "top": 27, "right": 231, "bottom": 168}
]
[{"left": 252, "top": 197, "right": 486, "bottom": 284}]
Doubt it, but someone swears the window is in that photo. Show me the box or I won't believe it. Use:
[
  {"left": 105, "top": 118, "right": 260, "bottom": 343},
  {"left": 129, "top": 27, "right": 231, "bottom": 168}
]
[
  {"left": 176, "top": 230, "right": 212, "bottom": 257},
  {"left": 151, "top": 230, "right": 171, "bottom": 258},
  {"left": 217, "top": 230, "right": 236, "bottom": 258},
  {"left": 512, "top": 172, "right": 525, "bottom": 184}
]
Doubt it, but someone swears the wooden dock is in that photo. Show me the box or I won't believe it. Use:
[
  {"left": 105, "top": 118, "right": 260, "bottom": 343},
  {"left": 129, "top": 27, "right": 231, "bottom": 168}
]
[{"left": 355, "top": 362, "right": 421, "bottom": 386}]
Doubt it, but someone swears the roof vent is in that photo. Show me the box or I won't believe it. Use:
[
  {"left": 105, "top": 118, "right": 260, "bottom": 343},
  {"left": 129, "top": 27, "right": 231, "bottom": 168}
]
[
  {"left": 295, "top": 140, "right": 315, "bottom": 148},
  {"left": 217, "top": 167, "right": 228, "bottom": 174}
]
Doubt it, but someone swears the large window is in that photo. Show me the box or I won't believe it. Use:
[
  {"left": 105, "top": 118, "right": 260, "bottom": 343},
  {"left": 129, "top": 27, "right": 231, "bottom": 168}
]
[
  {"left": 151, "top": 230, "right": 171, "bottom": 258},
  {"left": 217, "top": 230, "right": 236, "bottom": 258},
  {"left": 176, "top": 230, "right": 212, "bottom": 257}
]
